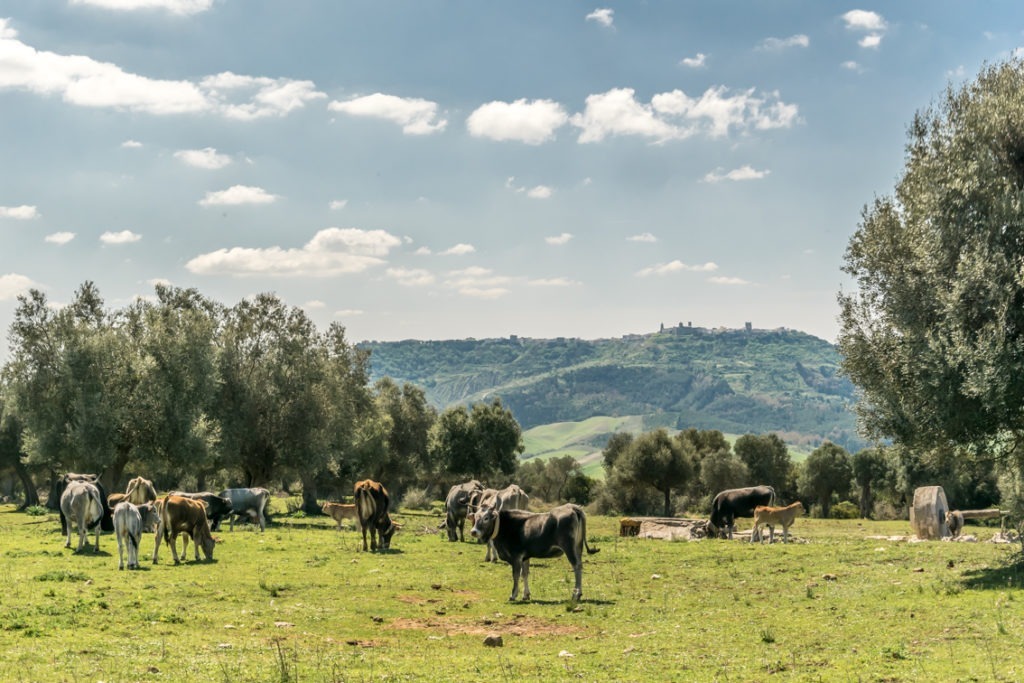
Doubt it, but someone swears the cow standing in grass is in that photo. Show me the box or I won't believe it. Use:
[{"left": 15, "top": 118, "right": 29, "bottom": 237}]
[
  {"left": 443, "top": 480, "right": 484, "bottom": 542},
  {"left": 474, "top": 484, "right": 530, "bottom": 562},
  {"left": 354, "top": 479, "right": 398, "bottom": 552},
  {"left": 751, "top": 501, "right": 804, "bottom": 544},
  {"left": 60, "top": 481, "right": 104, "bottom": 553},
  {"left": 113, "top": 501, "right": 144, "bottom": 569},
  {"left": 322, "top": 501, "right": 358, "bottom": 530},
  {"left": 709, "top": 485, "right": 776, "bottom": 540},
  {"left": 152, "top": 495, "right": 216, "bottom": 564}
]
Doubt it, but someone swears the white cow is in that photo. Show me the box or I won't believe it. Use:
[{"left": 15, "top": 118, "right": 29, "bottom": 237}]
[
  {"left": 113, "top": 501, "right": 144, "bottom": 570},
  {"left": 218, "top": 487, "right": 270, "bottom": 531},
  {"left": 473, "top": 484, "right": 530, "bottom": 562},
  {"left": 60, "top": 481, "right": 104, "bottom": 553}
]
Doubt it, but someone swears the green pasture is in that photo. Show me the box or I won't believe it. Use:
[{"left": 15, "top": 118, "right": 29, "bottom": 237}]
[{"left": 1, "top": 505, "right": 1022, "bottom": 682}]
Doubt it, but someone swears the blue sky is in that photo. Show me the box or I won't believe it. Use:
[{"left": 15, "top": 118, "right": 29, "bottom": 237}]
[{"left": 0, "top": 1, "right": 1020, "bottom": 352}]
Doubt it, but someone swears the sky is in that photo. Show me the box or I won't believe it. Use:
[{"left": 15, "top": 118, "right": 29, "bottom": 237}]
[{"left": 0, "top": 1, "right": 1021, "bottom": 354}]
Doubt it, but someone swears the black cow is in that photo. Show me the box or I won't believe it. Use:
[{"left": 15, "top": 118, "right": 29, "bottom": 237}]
[
  {"left": 167, "top": 491, "right": 234, "bottom": 531},
  {"left": 354, "top": 479, "right": 398, "bottom": 552},
  {"left": 443, "top": 479, "right": 484, "bottom": 542},
  {"left": 709, "top": 485, "right": 776, "bottom": 540},
  {"left": 470, "top": 504, "right": 599, "bottom": 602},
  {"left": 49, "top": 473, "right": 114, "bottom": 533}
]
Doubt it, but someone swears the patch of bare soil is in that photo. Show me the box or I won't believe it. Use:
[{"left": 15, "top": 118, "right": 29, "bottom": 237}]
[{"left": 390, "top": 614, "right": 582, "bottom": 637}]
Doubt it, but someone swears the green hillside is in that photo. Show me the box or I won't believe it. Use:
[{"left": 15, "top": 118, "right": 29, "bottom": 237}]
[{"left": 361, "top": 325, "right": 863, "bottom": 454}]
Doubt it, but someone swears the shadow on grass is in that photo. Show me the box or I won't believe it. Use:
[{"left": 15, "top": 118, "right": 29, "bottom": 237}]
[
  {"left": 521, "top": 597, "right": 617, "bottom": 606},
  {"left": 960, "top": 551, "right": 1024, "bottom": 590}
]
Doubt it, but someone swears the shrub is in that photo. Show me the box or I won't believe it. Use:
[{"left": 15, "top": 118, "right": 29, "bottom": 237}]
[
  {"left": 24, "top": 506, "right": 48, "bottom": 517},
  {"left": 831, "top": 500, "right": 860, "bottom": 519},
  {"left": 400, "top": 488, "right": 432, "bottom": 511}
]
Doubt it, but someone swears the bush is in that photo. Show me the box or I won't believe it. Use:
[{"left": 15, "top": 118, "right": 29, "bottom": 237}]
[
  {"left": 24, "top": 506, "right": 48, "bottom": 517},
  {"left": 831, "top": 500, "right": 860, "bottom": 519},
  {"left": 400, "top": 488, "right": 432, "bottom": 511}
]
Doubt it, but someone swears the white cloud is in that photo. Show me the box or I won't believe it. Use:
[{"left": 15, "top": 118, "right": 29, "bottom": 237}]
[
  {"left": 842, "top": 10, "right": 887, "bottom": 32},
  {"left": 708, "top": 276, "right": 750, "bottom": 285},
  {"left": 546, "top": 233, "right": 573, "bottom": 246},
  {"left": 758, "top": 34, "right": 810, "bottom": 50},
  {"left": 445, "top": 267, "right": 512, "bottom": 298},
  {"left": 303, "top": 300, "right": 326, "bottom": 309},
  {"left": 45, "top": 231, "right": 76, "bottom": 245},
  {"left": 69, "top": 0, "right": 213, "bottom": 15},
  {"left": 440, "top": 243, "right": 476, "bottom": 256},
  {"left": 386, "top": 267, "right": 436, "bottom": 287},
  {"left": 585, "top": 8, "right": 614, "bottom": 28},
  {"left": 0, "top": 273, "right": 38, "bottom": 300},
  {"left": 174, "top": 147, "right": 231, "bottom": 169},
  {"left": 100, "top": 230, "right": 141, "bottom": 244},
  {"left": 841, "top": 61, "right": 862, "bottom": 72},
  {"left": 0, "top": 25, "right": 323, "bottom": 118},
  {"left": 329, "top": 199, "right": 348, "bottom": 210},
  {"left": 858, "top": 34, "right": 883, "bottom": 48},
  {"left": 628, "top": 233, "right": 658, "bottom": 243},
  {"left": 466, "top": 99, "right": 568, "bottom": 144},
  {"left": 121, "top": 139, "right": 142, "bottom": 148},
  {"left": 0, "top": 205, "right": 39, "bottom": 219},
  {"left": 636, "top": 260, "right": 718, "bottom": 277},
  {"left": 414, "top": 246, "right": 432, "bottom": 255},
  {"left": 680, "top": 53, "right": 707, "bottom": 68},
  {"left": 703, "top": 165, "right": 770, "bottom": 182},
  {"left": 334, "top": 309, "right": 364, "bottom": 317},
  {"left": 529, "top": 277, "right": 579, "bottom": 287},
  {"left": 185, "top": 227, "right": 400, "bottom": 277},
  {"left": 147, "top": 278, "right": 172, "bottom": 287},
  {"left": 199, "top": 185, "right": 278, "bottom": 206},
  {"left": 328, "top": 93, "right": 447, "bottom": 135},
  {"left": 571, "top": 86, "right": 799, "bottom": 143},
  {"left": 527, "top": 185, "right": 553, "bottom": 199}
]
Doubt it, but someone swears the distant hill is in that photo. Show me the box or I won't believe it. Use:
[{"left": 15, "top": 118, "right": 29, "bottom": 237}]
[{"left": 360, "top": 325, "right": 864, "bottom": 455}]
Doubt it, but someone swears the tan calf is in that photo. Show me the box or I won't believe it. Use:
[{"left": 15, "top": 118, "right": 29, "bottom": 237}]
[
  {"left": 322, "top": 501, "right": 358, "bottom": 529},
  {"left": 751, "top": 501, "right": 804, "bottom": 544}
]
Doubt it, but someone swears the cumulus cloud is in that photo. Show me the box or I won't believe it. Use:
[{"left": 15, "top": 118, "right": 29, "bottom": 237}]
[
  {"left": 571, "top": 86, "right": 798, "bottom": 143},
  {"left": 0, "top": 273, "right": 38, "bottom": 300},
  {"left": 45, "top": 231, "right": 76, "bottom": 245},
  {"left": 329, "top": 199, "right": 348, "bottom": 210},
  {"left": 680, "top": 53, "right": 707, "bottom": 68},
  {"left": 841, "top": 61, "right": 862, "bottom": 72},
  {"left": 466, "top": 99, "right": 568, "bottom": 144},
  {"left": 328, "top": 93, "right": 447, "bottom": 135},
  {"left": 174, "top": 147, "right": 231, "bottom": 169},
  {"left": 628, "top": 232, "right": 658, "bottom": 243},
  {"left": 858, "top": 34, "right": 883, "bottom": 48},
  {"left": 758, "top": 34, "right": 810, "bottom": 50},
  {"left": 100, "top": 230, "right": 141, "bottom": 244},
  {"left": 121, "top": 139, "right": 142, "bottom": 148},
  {"left": 546, "top": 233, "right": 573, "bottom": 246},
  {"left": 303, "top": 300, "right": 326, "bottom": 309},
  {"left": 842, "top": 10, "right": 887, "bottom": 32},
  {"left": 185, "top": 227, "right": 400, "bottom": 277},
  {"left": 386, "top": 267, "right": 436, "bottom": 287},
  {"left": 445, "top": 267, "right": 511, "bottom": 298},
  {"left": 708, "top": 275, "right": 750, "bottom": 285},
  {"left": 529, "top": 277, "right": 579, "bottom": 287},
  {"left": 585, "top": 8, "right": 614, "bottom": 28},
  {"left": 199, "top": 185, "right": 277, "bottom": 206},
  {"left": 703, "top": 165, "right": 770, "bottom": 182},
  {"left": 70, "top": 0, "right": 213, "bottom": 14},
  {"left": 440, "top": 243, "right": 476, "bottom": 256},
  {"left": 636, "top": 260, "right": 718, "bottom": 277},
  {"left": 0, "top": 23, "right": 324, "bottom": 118},
  {"left": 506, "top": 177, "right": 554, "bottom": 199},
  {"left": 0, "top": 205, "right": 39, "bottom": 219},
  {"left": 334, "top": 309, "right": 364, "bottom": 317}
]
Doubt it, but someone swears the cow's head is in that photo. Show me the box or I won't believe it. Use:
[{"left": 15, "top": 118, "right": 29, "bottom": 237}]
[
  {"left": 196, "top": 524, "right": 216, "bottom": 561},
  {"left": 470, "top": 507, "right": 498, "bottom": 542},
  {"left": 377, "top": 516, "right": 398, "bottom": 551}
]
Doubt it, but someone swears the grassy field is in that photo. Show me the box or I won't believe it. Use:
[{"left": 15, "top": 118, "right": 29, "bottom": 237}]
[{"left": 1, "top": 504, "right": 1023, "bottom": 682}]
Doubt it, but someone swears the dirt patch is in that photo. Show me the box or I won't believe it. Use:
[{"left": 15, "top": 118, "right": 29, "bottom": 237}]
[{"left": 390, "top": 614, "right": 582, "bottom": 638}]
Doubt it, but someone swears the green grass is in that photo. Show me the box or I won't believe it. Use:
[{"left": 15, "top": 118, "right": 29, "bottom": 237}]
[{"left": 2, "top": 506, "right": 1023, "bottom": 681}]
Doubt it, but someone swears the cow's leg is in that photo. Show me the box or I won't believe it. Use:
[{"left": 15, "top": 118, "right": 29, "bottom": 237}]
[
  {"left": 169, "top": 532, "right": 181, "bottom": 565},
  {"left": 521, "top": 558, "right": 532, "bottom": 601},
  {"left": 369, "top": 526, "right": 378, "bottom": 552},
  {"left": 152, "top": 522, "right": 163, "bottom": 564},
  {"left": 767, "top": 525, "right": 776, "bottom": 544},
  {"left": 566, "top": 546, "right": 583, "bottom": 602},
  {"left": 257, "top": 509, "right": 266, "bottom": 532},
  {"left": 360, "top": 526, "right": 369, "bottom": 551},
  {"left": 65, "top": 521, "right": 72, "bottom": 549},
  {"left": 117, "top": 532, "right": 125, "bottom": 570},
  {"left": 509, "top": 557, "right": 523, "bottom": 601},
  {"left": 781, "top": 524, "right": 789, "bottom": 544},
  {"left": 93, "top": 523, "right": 101, "bottom": 553},
  {"left": 129, "top": 531, "right": 138, "bottom": 569}
]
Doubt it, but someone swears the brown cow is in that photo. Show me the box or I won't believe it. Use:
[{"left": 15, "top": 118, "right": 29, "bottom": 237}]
[
  {"left": 354, "top": 480, "right": 398, "bottom": 552},
  {"left": 152, "top": 495, "right": 216, "bottom": 564},
  {"left": 751, "top": 501, "right": 804, "bottom": 544},
  {"left": 322, "top": 501, "right": 358, "bottom": 530}
]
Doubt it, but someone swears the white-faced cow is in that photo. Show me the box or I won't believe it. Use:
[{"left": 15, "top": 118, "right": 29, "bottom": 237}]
[
  {"left": 218, "top": 487, "right": 270, "bottom": 532},
  {"left": 354, "top": 479, "right": 398, "bottom": 552},
  {"left": 50, "top": 473, "right": 114, "bottom": 534},
  {"left": 322, "top": 501, "right": 358, "bottom": 530},
  {"left": 470, "top": 503, "right": 599, "bottom": 602},
  {"left": 474, "top": 484, "right": 530, "bottom": 562},
  {"left": 125, "top": 476, "right": 157, "bottom": 505},
  {"left": 152, "top": 495, "right": 216, "bottom": 564},
  {"left": 113, "top": 501, "right": 144, "bottom": 569},
  {"left": 751, "top": 501, "right": 804, "bottom": 544},
  {"left": 60, "top": 480, "right": 104, "bottom": 553},
  {"left": 443, "top": 479, "right": 484, "bottom": 542},
  {"left": 168, "top": 491, "right": 234, "bottom": 531},
  {"left": 709, "top": 485, "right": 776, "bottom": 540}
]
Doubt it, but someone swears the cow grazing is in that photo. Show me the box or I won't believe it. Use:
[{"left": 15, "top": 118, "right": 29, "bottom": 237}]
[
  {"left": 125, "top": 476, "right": 157, "bottom": 505},
  {"left": 60, "top": 481, "right": 104, "bottom": 553},
  {"left": 470, "top": 504, "right": 599, "bottom": 602},
  {"left": 113, "top": 501, "right": 144, "bottom": 569},
  {"left": 322, "top": 501, "right": 358, "bottom": 530},
  {"left": 709, "top": 485, "right": 776, "bottom": 540},
  {"left": 168, "top": 491, "right": 234, "bottom": 531},
  {"left": 946, "top": 509, "right": 964, "bottom": 538},
  {"left": 50, "top": 473, "right": 114, "bottom": 533},
  {"left": 354, "top": 479, "right": 398, "bottom": 552},
  {"left": 218, "top": 487, "right": 270, "bottom": 531},
  {"left": 751, "top": 501, "right": 804, "bottom": 544},
  {"left": 474, "top": 484, "right": 530, "bottom": 562},
  {"left": 152, "top": 495, "right": 216, "bottom": 564},
  {"left": 443, "top": 480, "right": 484, "bottom": 542}
]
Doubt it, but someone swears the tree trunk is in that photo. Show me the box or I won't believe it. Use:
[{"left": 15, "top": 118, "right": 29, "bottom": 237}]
[
  {"left": 14, "top": 460, "right": 39, "bottom": 508},
  {"left": 300, "top": 473, "right": 321, "bottom": 515},
  {"left": 663, "top": 488, "right": 672, "bottom": 518},
  {"left": 196, "top": 471, "right": 207, "bottom": 492},
  {"left": 820, "top": 495, "right": 831, "bottom": 519},
  {"left": 859, "top": 482, "right": 873, "bottom": 519}
]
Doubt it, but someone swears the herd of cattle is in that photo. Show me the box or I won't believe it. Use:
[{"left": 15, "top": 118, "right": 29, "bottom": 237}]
[{"left": 46, "top": 473, "right": 802, "bottom": 602}]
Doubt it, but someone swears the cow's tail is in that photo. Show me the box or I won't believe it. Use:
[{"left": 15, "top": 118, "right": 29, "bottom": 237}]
[
  {"left": 86, "top": 488, "right": 104, "bottom": 530},
  {"left": 576, "top": 505, "right": 600, "bottom": 555},
  {"left": 768, "top": 486, "right": 777, "bottom": 507}
]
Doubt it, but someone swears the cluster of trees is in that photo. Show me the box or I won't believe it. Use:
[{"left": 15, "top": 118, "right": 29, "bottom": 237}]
[{"left": 0, "top": 283, "right": 525, "bottom": 512}]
